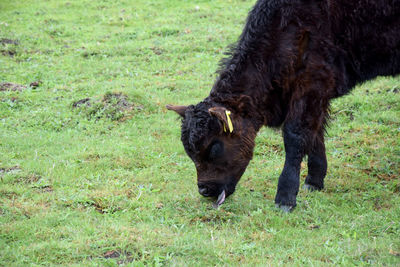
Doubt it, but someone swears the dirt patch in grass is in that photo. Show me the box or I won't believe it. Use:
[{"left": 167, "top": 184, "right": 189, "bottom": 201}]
[
  {"left": 361, "top": 166, "right": 399, "bottom": 182},
  {"left": 0, "top": 38, "right": 19, "bottom": 45},
  {"left": 1, "top": 49, "right": 16, "bottom": 57},
  {"left": 103, "top": 250, "right": 134, "bottom": 264},
  {"left": 104, "top": 250, "right": 123, "bottom": 259},
  {"left": 0, "top": 82, "right": 27, "bottom": 92},
  {"left": 0, "top": 81, "right": 42, "bottom": 91},
  {"left": 0, "top": 190, "right": 19, "bottom": 199},
  {"left": 72, "top": 97, "right": 91, "bottom": 108},
  {"left": 373, "top": 197, "right": 393, "bottom": 211},
  {"left": 1, "top": 168, "right": 43, "bottom": 185},
  {"left": 15, "top": 173, "right": 42, "bottom": 184},
  {"left": 0, "top": 39, "right": 18, "bottom": 57},
  {"left": 91, "top": 202, "right": 119, "bottom": 214},
  {"left": 74, "top": 198, "right": 122, "bottom": 214},
  {"left": 0, "top": 166, "right": 21, "bottom": 175},
  {"left": 29, "top": 80, "right": 42, "bottom": 89},
  {"left": 190, "top": 212, "right": 236, "bottom": 224},
  {"left": 0, "top": 38, "right": 19, "bottom": 57},
  {"left": 103, "top": 92, "right": 132, "bottom": 110},
  {"left": 32, "top": 185, "right": 54, "bottom": 193},
  {"left": 72, "top": 92, "right": 144, "bottom": 121},
  {"left": 151, "top": 46, "right": 164, "bottom": 55}
]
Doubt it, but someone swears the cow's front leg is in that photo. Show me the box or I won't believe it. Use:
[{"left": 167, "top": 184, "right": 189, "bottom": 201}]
[
  {"left": 304, "top": 131, "right": 327, "bottom": 191},
  {"left": 275, "top": 122, "right": 306, "bottom": 212}
]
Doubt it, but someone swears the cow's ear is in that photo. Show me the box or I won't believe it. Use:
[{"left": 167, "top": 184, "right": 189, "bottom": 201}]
[
  {"left": 166, "top": 104, "right": 188, "bottom": 118},
  {"left": 208, "top": 106, "right": 234, "bottom": 133}
]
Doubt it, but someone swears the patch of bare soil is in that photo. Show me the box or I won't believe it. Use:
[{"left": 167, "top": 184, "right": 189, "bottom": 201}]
[
  {"left": 75, "top": 198, "right": 121, "bottom": 214},
  {"left": 0, "top": 166, "right": 21, "bottom": 174},
  {"left": 32, "top": 185, "right": 54, "bottom": 193},
  {"left": 16, "top": 173, "right": 42, "bottom": 184},
  {"left": 72, "top": 97, "right": 91, "bottom": 108},
  {"left": 0, "top": 82, "right": 27, "bottom": 92},
  {"left": 102, "top": 92, "right": 133, "bottom": 110},
  {"left": 361, "top": 166, "right": 398, "bottom": 182},
  {"left": 0, "top": 190, "right": 19, "bottom": 199},
  {"left": 29, "top": 80, "right": 42, "bottom": 89},
  {"left": 1, "top": 49, "right": 16, "bottom": 57},
  {"left": 103, "top": 250, "right": 134, "bottom": 265},
  {"left": 92, "top": 201, "right": 121, "bottom": 214},
  {"left": 0, "top": 81, "right": 42, "bottom": 91},
  {"left": 0, "top": 39, "right": 18, "bottom": 57},
  {"left": 72, "top": 92, "right": 142, "bottom": 121},
  {"left": 0, "top": 38, "right": 19, "bottom": 45}
]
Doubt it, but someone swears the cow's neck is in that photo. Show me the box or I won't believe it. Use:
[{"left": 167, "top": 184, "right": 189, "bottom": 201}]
[{"left": 209, "top": 58, "right": 282, "bottom": 132}]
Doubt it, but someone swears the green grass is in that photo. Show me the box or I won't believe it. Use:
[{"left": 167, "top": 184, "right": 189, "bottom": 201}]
[{"left": 0, "top": 0, "right": 399, "bottom": 265}]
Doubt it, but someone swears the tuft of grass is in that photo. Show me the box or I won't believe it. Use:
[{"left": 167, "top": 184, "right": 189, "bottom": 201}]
[{"left": 0, "top": 0, "right": 399, "bottom": 266}]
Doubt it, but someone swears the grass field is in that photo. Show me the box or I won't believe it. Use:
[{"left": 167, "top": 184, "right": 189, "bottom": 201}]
[{"left": 1, "top": 0, "right": 399, "bottom": 265}]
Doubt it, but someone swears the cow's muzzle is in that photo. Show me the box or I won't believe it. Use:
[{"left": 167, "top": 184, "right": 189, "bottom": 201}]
[{"left": 197, "top": 182, "right": 230, "bottom": 207}]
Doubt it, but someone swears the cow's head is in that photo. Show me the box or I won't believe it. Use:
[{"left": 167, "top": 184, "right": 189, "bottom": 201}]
[{"left": 167, "top": 100, "right": 256, "bottom": 205}]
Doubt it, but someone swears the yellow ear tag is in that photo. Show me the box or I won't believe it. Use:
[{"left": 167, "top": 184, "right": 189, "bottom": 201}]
[{"left": 224, "top": 110, "right": 233, "bottom": 133}]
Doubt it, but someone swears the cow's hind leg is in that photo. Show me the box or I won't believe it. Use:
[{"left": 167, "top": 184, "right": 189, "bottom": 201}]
[{"left": 304, "top": 131, "right": 327, "bottom": 191}]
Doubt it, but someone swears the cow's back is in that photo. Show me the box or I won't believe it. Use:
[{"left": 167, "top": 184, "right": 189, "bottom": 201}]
[{"left": 330, "top": 0, "right": 400, "bottom": 87}]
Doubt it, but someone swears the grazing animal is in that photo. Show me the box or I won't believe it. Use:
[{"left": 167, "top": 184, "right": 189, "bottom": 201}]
[{"left": 167, "top": 0, "right": 400, "bottom": 211}]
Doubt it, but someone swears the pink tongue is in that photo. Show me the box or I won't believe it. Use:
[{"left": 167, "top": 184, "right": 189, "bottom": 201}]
[{"left": 213, "top": 190, "right": 226, "bottom": 208}]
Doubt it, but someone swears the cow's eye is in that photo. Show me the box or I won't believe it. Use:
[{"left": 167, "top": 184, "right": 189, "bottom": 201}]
[{"left": 208, "top": 141, "right": 224, "bottom": 160}]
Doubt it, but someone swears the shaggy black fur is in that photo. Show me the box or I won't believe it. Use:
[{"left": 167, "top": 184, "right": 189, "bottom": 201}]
[{"left": 168, "top": 0, "right": 400, "bottom": 211}]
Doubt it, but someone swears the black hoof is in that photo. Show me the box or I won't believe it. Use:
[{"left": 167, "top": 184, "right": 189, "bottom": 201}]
[
  {"left": 303, "top": 183, "right": 320, "bottom": 192},
  {"left": 275, "top": 204, "right": 295, "bottom": 213}
]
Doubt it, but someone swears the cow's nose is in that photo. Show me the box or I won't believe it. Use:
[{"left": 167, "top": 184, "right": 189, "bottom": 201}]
[{"left": 198, "top": 185, "right": 209, "bottom": 196}]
